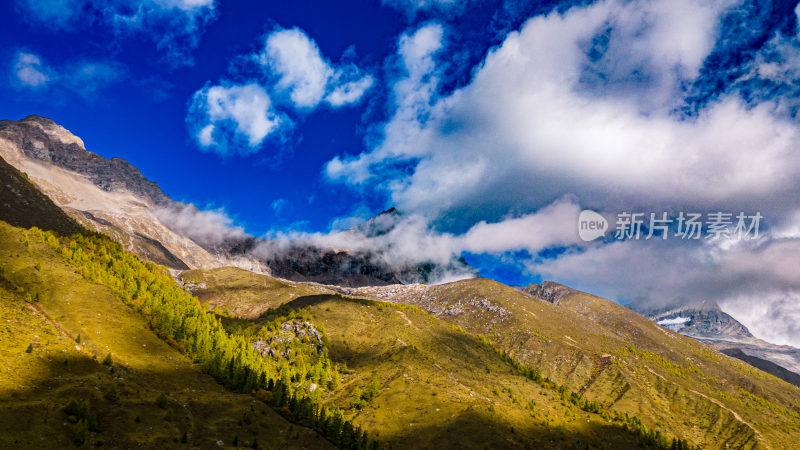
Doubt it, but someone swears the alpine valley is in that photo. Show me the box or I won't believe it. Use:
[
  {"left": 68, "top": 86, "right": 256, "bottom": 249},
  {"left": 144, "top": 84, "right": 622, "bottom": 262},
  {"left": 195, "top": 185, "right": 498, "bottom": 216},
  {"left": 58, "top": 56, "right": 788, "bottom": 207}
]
[{"left": 2, "top": 115, "right": 800, "bottom": 450}]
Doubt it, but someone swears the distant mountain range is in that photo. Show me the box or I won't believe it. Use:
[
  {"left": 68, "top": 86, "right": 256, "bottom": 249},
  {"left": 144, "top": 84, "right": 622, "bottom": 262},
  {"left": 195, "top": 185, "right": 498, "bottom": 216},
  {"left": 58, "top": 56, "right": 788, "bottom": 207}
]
[{"left": 627, "top": 298, "right": 800, "bottom": 387}]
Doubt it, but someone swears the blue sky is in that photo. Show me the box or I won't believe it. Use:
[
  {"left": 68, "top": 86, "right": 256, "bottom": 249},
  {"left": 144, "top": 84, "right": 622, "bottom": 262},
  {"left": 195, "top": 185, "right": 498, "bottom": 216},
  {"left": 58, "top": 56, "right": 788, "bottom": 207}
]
[{"left": 5, "top": 0, "right": 800, "bottom": 345}]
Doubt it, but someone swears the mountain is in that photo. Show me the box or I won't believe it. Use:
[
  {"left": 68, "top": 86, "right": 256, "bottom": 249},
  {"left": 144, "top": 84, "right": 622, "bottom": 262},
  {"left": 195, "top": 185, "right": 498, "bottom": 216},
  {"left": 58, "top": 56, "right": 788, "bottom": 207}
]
[
  {"left": 627, "top": 298, "right": 753, "bottom": 340},
  {"left": 5, "top": 113, "right": 800, "bottom": 448},
  {"left": 340, "top": 279, "right": 800, "bottom": 449},
  {"left": 628, "top": 297, "right": 800, "bottom": 385},
  {"left": 0, "top": 116, "right": 222, "bottom": 270},
  {"left": 0, "top": 115, "right": 473, "bottom": 286},
  {"left": 0, "top": 220, "right": 676, "bottom": 449}
]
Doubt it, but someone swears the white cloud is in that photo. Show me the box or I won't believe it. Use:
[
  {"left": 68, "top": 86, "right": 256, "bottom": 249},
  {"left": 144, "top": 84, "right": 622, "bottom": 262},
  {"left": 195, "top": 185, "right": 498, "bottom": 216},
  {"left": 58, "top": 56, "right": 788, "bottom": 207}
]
[
  {"left": 187, "top": 26, "right": 373, "bottom": 156},
  {"left": 326, "top": 22, "right": 444, "bottom": 184},
  {"left": 13, "top": 52, "right": 49, "bottom": 87},
  {"left": 326, "top": 1, "right": 800, "bottom": 223},
  {"left": 188, "top": 83, "right": 283, "bottom": 155},
  {"left": 325, "top": 68, "right": 375, "bottom": 107},
  {"left": 263, "top": 28, "right": 333, "bottom": 109},
  {"left": 154, "top": 203, "right": 246, "bottom": 248},
  {"left": 256, "top": 197, "right": 580, "bottom": 283},
  {"left": 320, "top": 0, "right": 800, "bottom": 346},
  {"left": 260, "top": 28, "right": 373, "bottom": 109}
]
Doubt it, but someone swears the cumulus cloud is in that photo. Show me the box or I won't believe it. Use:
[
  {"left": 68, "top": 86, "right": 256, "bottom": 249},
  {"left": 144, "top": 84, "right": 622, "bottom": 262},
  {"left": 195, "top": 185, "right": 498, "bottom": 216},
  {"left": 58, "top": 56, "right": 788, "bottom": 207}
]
[
  {"left": 320, "top": 0, "right": 800, "bottom": 345},
  {"left": 328, "top": 1, "right": 800, "bottom": 222},
  {"left": 10, "top": 51, "right": 123, "bottom": 98},
  {"left": 15, "top": 0, "right": 216, "bottom": 66},
  {"left": 260, "top": 28, "right": 374, "bottom": 109},
  {"left": 263, "top": 28, "right": 333, "bottom": 108},
  {"left": 187, "top": 83, "right": 283, "bottom": 155},
  {"left": 187, "top": 27, "right": 373, "bottom": 156},
  {"left": 326, "top": 22, "right": 444, "bottom": 184}
]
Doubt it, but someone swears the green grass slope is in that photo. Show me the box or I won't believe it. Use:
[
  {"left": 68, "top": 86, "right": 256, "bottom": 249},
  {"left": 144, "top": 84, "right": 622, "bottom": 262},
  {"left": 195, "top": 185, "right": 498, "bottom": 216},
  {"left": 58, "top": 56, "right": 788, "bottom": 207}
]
[
  {"left": 0, "top": 222, "right": 329, "bottom": 449},
  {"left": 185, "top": 269, "right": 696, "bottom": 449},
  {"left": 181, "top": 266, "right": 333, "bottom": 318},
  {"left": 344, "top": 279, "right": 800, "bottom": 449}
]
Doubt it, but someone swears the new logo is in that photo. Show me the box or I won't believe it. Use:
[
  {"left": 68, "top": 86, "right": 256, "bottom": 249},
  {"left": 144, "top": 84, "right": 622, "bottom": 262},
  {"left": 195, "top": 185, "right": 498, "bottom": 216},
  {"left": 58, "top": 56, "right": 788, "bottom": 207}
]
[{"left": 578, "top": 210, "right": 608, "bottom": 242}]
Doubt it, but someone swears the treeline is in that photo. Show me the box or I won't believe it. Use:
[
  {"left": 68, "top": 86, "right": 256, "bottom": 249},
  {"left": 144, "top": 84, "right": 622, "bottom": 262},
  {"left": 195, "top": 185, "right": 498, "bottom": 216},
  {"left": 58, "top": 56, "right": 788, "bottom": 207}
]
[{"left": 25, "top": 228, "right": 373, "bottom": 449}]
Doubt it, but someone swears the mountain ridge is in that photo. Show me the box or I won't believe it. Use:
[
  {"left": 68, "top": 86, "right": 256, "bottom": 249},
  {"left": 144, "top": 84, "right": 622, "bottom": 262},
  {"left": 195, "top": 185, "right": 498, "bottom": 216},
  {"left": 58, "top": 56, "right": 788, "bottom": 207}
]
[{"left": 0, "top": 115, "right": 474, "bottom": 286}]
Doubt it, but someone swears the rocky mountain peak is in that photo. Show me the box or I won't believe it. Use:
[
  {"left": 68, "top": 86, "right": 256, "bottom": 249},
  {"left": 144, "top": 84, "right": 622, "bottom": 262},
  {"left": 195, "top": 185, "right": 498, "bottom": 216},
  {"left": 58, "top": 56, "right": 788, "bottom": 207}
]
[{"left": 0, "top": 116, "right": 169, "bottom": 205}]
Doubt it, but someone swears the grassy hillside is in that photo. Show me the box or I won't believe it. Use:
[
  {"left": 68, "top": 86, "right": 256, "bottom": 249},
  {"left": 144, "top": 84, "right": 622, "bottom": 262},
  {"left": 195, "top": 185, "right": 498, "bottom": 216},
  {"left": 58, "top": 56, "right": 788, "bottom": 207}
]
[
  {"left": 5, "top": 216, "right": 797, "bottom": 449},
  {"left": 181, "top": 266, "right": 333, "bottom": 318},
  {"left": 0, "top": 222, "right": 329, "bottom": 449},
  {"left": 0, "top": 223, "right": 682, "bottom": 449},
  {"left": 343, "top": 279, "right": 800, "bottom": 449},
  {"left": 183, "top": 268, "right": 696, "bottom": 449}
]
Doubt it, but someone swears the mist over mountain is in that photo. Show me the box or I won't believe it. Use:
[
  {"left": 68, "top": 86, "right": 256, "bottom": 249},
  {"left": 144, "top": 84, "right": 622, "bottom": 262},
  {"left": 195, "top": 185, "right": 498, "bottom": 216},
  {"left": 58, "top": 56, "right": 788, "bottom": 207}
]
[
  {"left": 0, "top": 115, "right": 475, "bottom": 286},
  {"left": 5, "top": 0, "right": 800, "bottom": 447}
]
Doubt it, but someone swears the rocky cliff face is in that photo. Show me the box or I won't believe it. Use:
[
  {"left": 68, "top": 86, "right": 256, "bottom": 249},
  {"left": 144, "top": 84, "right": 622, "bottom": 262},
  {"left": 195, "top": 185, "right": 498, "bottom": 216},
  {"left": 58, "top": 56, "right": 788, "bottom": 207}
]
[
  {"left": 627, "top": 298, "right": 800, "bottom": 382},
  {"left": 0, "top": 115, "right": 475, "bottom": 286},
  {"left": 0, "top": 115, "right": 224, "bottom": 270},
  {"left": 634, "top": 299, "right": 754, "bottom": 340},
  {"left": 0, "top": 116, "right": 169, "bottom": 205}
]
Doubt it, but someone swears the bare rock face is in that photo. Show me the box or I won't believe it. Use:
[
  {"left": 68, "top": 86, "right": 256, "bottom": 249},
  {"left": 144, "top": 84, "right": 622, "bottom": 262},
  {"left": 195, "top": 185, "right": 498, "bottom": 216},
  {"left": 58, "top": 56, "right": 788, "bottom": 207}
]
[
  {"left": 0, "top": 115, "right": 477, "bottom": 287},
  {"left": 629, "top": 299, "right": 753, "bottom": 340},
  {"left": 0, "top": 116, "right": 169, "bottom": 205},
  {"left": 519, "top": 281, "right": 578, "bottom": 305},
  {"left": 0, "top": 116, "right": 222, "bottom": 270}
]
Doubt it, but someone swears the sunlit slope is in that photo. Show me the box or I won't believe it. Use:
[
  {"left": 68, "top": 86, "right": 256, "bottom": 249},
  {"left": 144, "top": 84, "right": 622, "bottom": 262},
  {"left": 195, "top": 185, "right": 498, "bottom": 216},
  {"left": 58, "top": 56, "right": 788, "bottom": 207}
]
[
  {"left": 343, "top": 278, "right": 800, "bottom": 449},
  {"left": 185, "top": 270, "right": 680, "bottom": 449},
  {"left": 0, "top": 222, "right": 329, "bottom": 449},
  {"left": 181, "top": 266, "right": 334, "bottom": 318}
]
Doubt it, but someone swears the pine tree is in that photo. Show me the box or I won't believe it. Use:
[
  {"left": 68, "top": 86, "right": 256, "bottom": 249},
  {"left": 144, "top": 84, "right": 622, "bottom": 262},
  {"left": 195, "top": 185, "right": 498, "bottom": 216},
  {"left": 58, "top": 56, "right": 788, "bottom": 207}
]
[{"left": 25, "top": 343, "right": 33, "bottom": 353}]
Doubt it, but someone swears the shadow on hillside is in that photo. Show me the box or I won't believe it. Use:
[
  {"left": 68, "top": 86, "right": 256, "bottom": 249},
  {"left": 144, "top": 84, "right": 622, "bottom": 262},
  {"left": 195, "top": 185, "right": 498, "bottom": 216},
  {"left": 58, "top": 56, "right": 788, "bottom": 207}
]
[
  {"left": 0, "top": 352, "right": 331, "bottom": 449},
  {"left": 2, "top": 328, "right": 655, "bottom": 450},
  {"left": 367, "top": 407, "right": 639, "bottom": 450}
]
